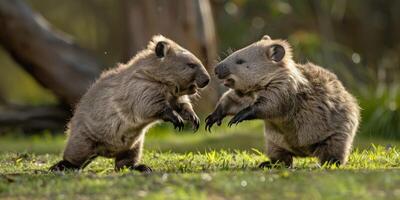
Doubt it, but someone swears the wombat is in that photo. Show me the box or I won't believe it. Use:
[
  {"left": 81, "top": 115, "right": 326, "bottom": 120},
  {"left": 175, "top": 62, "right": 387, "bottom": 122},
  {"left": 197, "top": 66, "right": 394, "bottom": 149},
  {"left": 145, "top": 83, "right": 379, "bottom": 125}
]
[
  {"left": 50, "top": 35, "right": 210, "bottom": 173},
  {"left": 206, "top": 35, "right": 360, "bottom": 167}
]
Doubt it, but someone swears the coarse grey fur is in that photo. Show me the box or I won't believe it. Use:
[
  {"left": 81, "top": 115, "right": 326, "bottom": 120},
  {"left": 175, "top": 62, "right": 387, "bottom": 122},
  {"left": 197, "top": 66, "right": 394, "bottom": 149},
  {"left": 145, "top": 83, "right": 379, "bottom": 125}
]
[
  {"left": 50, "top": 35, "right": 210, "bottom": 172},
  {"left": 206, "top": 35, "right": 360, "bottom": 167}
]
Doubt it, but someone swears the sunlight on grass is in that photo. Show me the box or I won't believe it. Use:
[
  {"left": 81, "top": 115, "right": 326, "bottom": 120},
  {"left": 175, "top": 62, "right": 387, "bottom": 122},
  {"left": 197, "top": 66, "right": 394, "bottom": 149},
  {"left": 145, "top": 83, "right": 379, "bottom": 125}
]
[
  {"left": 0, "top": 146, "right": 399, "bottom": 199},
  {"left": 0, "top": 124, "right": 399, "bottom": 199}
]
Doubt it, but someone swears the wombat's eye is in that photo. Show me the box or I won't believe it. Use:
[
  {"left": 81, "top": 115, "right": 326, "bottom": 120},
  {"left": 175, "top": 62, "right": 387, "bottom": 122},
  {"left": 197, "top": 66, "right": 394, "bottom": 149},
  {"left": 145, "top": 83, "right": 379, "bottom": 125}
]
[
  {"left": 236, "top": 59, "right": 245, "bottom": 64},
  {"left": 187, "top": 63, "right": 198, "bottom": 69}
]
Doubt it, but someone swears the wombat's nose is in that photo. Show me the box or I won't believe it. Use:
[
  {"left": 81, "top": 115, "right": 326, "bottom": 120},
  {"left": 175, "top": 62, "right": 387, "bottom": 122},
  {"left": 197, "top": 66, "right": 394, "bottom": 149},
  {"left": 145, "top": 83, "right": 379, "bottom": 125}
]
[
  {"left": 215, "top": 64, "right": 230, "bottom": 79},
  {"left": 197, "top": 76, "right": 210, "bottom": 88}
]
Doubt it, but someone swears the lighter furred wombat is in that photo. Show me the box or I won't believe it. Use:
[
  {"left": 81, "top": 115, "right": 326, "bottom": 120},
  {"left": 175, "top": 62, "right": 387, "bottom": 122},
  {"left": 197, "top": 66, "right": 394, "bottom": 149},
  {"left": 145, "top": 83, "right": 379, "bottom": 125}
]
[{"left": 50, "top": 35, "right": 210, "bottom": 173}]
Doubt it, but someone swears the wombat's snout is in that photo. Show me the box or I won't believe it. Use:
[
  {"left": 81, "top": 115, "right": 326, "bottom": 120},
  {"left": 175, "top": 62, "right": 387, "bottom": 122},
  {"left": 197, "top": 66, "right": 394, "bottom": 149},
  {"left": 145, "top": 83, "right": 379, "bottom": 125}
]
[
  {"left": 215, "top": 63, "right": 230, "bottom": 79},
  {"left": 197, "top": 75, "right": 210, "bottom": 88}
]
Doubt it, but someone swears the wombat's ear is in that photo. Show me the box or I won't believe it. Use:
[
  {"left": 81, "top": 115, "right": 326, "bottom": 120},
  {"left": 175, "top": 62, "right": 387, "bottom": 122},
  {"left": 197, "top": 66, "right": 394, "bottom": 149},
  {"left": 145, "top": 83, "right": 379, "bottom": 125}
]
[
  {"left": 155, "top": 41, "right": 169, "bottom": 58},
  {"left": 267, "top": 44, "right": 285, "bottom": 62},
  {"left": 262, "top": 35, "right": 271, "bottom": 40}
]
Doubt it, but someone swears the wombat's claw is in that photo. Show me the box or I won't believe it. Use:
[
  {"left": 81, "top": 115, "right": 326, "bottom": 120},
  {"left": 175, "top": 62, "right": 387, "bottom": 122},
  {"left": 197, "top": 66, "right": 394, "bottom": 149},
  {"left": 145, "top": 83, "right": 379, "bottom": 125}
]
[
  {"left": 133, "top": 164, "right": 153, "bottom": 174},
  {"left": 228, "top": 107, "right": 254, "bottom": 127},
  {"left": 173, "top": 116, "right": 184, "bottom": 131},
  {"left": 174, "top": 122, "right": 184, "bottom": 131},
  {"left": 186, "top": 113, "right": 199, "bottom": 132},
  {"left": 206, "top": 111, "right": 225, "bottom": 132},
  {"left": 205, "top": 115, "right": 213, "bottom": 132},
  {"left": 181, "top": 111, "right": 200, "bottom": 132},
  {"left": 228, "top": 115, "right": 243, "bottom": 127},
  {"left": 173, "top": 123, "right": 184, "bottom": 131},
  {"left": 160, "top": 107, "right": 184, "bottom": 131},
  {"left": 192, "top": 116, "right": 200, "bottom": 132},
  {"left": 205, "top": 115, "right": 218, "bottom": 132}
]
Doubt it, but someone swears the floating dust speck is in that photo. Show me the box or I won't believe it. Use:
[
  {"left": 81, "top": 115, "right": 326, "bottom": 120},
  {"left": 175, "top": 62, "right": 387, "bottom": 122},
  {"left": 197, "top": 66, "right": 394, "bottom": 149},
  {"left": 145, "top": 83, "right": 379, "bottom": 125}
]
[
  {"left": 241, "top": 180, "right": 247, "bottom": 187},
  {"left": 138, "top": 190, "right": 147, "bottom": 197},
  {"left": 269, "top": 176, "right": 275, "bottom": 182},
  {"left": 352, "top": 53, "right": 361, "bottom": 64},
  {"left": 224, "top": 2, "right": 238, "bottom": 16},
  {"left": 201, "top": 173, "right": 212, "bottom": 182},
  {"left": 161, "top": 173, "right": 168, "bottom": 182}
]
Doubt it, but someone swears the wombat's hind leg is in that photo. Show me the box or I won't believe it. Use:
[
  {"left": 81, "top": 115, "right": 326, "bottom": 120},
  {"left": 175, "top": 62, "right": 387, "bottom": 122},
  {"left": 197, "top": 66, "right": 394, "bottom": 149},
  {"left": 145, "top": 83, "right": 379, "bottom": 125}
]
[
  {"left": 259, "top": 140, "right": 293, "bottom": 168},
  {"left": 115, "top": 139, "right": 152, "bottom": 174},
  {"left": 49, "top": 134, "right": 97, "bottom": 172},
  {"left": 115, "top": 153, "right": 152, "bottom": 173},
  {"left": 313, "top": 133, "right": 352, "bottom": 166}
]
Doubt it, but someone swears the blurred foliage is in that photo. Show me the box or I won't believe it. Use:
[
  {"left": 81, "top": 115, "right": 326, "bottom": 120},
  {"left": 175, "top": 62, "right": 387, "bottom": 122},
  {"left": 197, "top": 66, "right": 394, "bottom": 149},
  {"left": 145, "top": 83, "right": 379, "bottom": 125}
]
[
  {"left": 359, "top": 86, "right": 400, "bottom": 139},
  {"left": 213, "top": 0, "right": 400, "bottom": 88},
  {"left": 0, "top": 49, "right": 57, "bottom": 105},
  {"left": 0, "top": 0, "right": 399, "bottom": 139}
]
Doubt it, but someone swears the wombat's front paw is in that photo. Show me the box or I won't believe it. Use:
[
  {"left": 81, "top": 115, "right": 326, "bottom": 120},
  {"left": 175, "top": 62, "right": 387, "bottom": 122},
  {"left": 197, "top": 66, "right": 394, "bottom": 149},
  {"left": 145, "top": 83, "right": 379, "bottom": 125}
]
[
  {"left": 189, "top": 114, "right": 200, "bottom": 132},
  {"left": 205, "top": 110, "right": 224, "bottom": 132},
  {"left": 170, "top": 113, "right": 185, "bottom": 131},
  {"left": 180, "top": 110, "right": 200, "bottom": 132},
  {"left": 228, "top": 106, "right": 255, "bottom": 127},
  {"left": 160, "top": 107, "right": 185, "bottom": 131},
  {"left": 205, "top": 113, "right": 220, "bottom": 132}
]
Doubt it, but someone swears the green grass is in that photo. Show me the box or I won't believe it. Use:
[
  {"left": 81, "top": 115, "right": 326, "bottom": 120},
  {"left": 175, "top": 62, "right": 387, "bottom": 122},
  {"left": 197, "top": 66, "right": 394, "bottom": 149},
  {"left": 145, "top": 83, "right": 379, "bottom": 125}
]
[
  {"left": 0, "top": 146, "right": 400, "bottom": 199},
  {"left": 1, "top": 121, "right": 399, "bottom": 154},
  {"left": 1, "top": 122, "right": 400, "bottom": 199}
]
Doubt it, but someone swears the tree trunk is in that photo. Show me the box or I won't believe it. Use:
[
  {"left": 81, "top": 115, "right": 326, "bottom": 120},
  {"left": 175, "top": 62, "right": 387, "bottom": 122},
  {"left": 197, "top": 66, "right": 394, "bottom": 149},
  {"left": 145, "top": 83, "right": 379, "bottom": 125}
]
[
  {"left": 0, "top": 105, "right": 69, "bottom": 134},
  {"left": 0, "top": 0, "right": 219, "bottom": 132},
  {"left": 0, "top": 0, "right": 102, "bottom": 106},
  {"left": 121, "top": 0, "right": 219, "bottom": 112}
]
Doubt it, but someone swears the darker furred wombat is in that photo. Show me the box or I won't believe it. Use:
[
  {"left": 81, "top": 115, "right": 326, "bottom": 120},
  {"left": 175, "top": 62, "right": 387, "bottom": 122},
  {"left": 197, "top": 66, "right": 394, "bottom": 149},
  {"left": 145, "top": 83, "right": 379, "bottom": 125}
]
[{"left": 50, "top": 35, "right": 210, "bottom": 173}]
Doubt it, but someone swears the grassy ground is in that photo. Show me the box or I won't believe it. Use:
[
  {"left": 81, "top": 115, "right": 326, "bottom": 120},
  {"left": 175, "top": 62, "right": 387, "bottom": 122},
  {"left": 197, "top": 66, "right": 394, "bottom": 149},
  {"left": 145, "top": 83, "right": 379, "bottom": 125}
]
[
  {"left": 1, "top": 122, "right": 400, "bottom": 199},
  {"left": 1, "top": 147, "right": 400, "bottom": 199}
]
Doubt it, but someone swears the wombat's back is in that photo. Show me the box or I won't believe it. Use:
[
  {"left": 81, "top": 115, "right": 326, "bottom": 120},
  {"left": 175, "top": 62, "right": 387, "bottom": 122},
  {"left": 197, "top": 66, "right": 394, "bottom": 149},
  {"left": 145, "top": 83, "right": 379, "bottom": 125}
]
[{"left": 292, "top": 63, "right": 360, "bottom": 146}]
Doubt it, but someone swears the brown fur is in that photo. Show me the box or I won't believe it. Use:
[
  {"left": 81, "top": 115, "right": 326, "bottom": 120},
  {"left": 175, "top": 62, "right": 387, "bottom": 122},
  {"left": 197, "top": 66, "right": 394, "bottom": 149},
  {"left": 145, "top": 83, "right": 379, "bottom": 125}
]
[
  {"left": 206, "top": 35, "right": 360, "bottom": 167},
  {"left": 50, "top": 35, "right": 210, "bottom": 172}
]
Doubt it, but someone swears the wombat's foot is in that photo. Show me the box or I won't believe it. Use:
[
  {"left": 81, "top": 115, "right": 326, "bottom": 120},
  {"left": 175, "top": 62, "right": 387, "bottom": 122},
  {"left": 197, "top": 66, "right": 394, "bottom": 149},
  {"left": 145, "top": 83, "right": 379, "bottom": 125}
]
[
  {"left": 160, "top": 107, "right": 184, "bottom": 131},
  {"left": 49, "top": 160, "right": 80, "bottom": 172},
  {"left": 115, "top": 159, "right": 153, "bottom": 174},
  {"left": 313, "top": 134, "right": 347, "bottom": 167},
  {"left": 228, "top": 106, "right": 256, "bottom": 127},
  {"left": 180, "top": 110, "right": 200, "bottom": 132},
  {"left": 258, "top": 161, "right": 290, "bottom": 169},
  {"left": 133, "top": 164, "right": 153, "bottom": 174},
  {"left": 205, "top": 106, "right": 225, "bottom": 132}
]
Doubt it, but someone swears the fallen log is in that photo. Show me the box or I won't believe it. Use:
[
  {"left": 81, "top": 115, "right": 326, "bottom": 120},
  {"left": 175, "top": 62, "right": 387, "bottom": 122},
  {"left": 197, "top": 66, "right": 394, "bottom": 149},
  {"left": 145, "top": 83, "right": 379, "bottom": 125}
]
[
  {"left": 0, "top": 105, "right": 70, "bottom": 133},
  {"left": 0, "top": 0, "right": 102, "bottom": 106}
]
